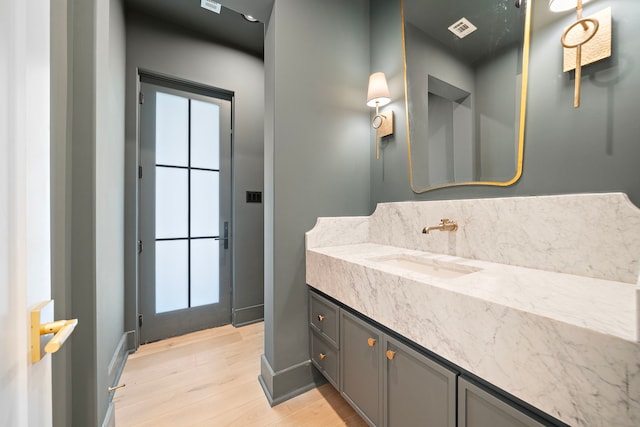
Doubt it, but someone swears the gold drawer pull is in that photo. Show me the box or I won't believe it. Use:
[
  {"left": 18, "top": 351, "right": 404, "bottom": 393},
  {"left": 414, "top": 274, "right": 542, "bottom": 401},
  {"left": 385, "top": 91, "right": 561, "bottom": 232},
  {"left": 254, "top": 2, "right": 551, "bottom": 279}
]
[
  {"left": 317, "top": 314, "right": 325, "bottom": 322},
  {"left": 319, "top": 353, "right": 326, "bottom": 360},
  {"left": 367, "top": 338, "right": 377, "bottom": 347},
  {"left": 386, "top": 350, "right": 396, "bottom": 360}
]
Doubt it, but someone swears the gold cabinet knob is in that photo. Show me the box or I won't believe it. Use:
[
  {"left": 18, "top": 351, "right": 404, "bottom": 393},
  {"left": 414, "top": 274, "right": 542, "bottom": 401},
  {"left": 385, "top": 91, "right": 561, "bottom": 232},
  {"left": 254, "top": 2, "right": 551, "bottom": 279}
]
[
  {"left": 317, "top": 314, "right": 325, "bottom": 322},
  {"left": 386, "top": 350, "right": 396, "bottom": 360},
  {"left": 319, "top": 353, "right": 326, "bottom": 360},
  {"left": 367, "top": 338, "right": 377, "bottom": 347}
]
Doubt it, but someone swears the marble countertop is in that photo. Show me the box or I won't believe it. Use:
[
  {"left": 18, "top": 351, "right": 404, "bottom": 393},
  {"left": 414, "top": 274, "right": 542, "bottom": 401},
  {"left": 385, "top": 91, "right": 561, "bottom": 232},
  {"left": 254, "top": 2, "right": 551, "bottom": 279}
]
[
  {"left": 306, "top": 242, "right": 640, "bottom": 427},
  {"left": 309, "top": 243, "right": 637, "bottom": 342}
]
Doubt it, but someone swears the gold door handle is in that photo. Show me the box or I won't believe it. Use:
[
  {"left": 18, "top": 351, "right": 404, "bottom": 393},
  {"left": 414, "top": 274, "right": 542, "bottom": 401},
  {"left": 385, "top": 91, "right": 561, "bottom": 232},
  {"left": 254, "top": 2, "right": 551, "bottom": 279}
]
[
  {"left": 367, "top": 338, "right": 377, "bottom": 347},
  {"left": 42, "top": 319, "right": 78, "bottom": 354},
  {"left": 319, "top": 353, "right": 326, "bottom": 360},
  {"left": 317, "top": 314, "right": 325, "bottom": 322},
  {"left": 108, "top": 384, "right": 126, "bottom": 393},
  {"left": 31, "top": 300, "right": 79, "bottom": 363},
  {"left": 386, "top": 350, "right": 396, "bottom": 360}
]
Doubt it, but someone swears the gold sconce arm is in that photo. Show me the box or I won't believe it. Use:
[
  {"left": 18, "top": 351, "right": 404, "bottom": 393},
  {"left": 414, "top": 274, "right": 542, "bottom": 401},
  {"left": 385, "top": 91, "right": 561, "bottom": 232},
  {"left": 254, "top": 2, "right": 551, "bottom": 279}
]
[{"left": 31, "top": 300, "right": 78, "bottom": 363}]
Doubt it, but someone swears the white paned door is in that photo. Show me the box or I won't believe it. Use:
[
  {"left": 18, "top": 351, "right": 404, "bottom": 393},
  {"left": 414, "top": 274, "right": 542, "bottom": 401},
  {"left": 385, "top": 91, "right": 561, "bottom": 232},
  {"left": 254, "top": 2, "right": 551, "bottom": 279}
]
[{"left": 138, "top": 78, "right": 232, "bottom": 343}]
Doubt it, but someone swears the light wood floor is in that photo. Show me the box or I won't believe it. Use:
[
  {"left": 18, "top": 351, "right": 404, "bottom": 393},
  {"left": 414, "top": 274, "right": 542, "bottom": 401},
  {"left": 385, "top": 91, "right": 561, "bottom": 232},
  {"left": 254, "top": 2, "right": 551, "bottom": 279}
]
[{"left": 113, "top": 322, "right": 367, "bottom": 426}]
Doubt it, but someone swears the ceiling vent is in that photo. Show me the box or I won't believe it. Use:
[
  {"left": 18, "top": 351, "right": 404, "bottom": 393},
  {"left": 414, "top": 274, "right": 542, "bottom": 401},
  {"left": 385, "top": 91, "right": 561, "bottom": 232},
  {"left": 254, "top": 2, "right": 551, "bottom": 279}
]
[
  {"left": 448, "top": 18, "right": 477, "bottom": 39},
  {"left": 201, "top": 0, "right": 221, "bottom": 14}
]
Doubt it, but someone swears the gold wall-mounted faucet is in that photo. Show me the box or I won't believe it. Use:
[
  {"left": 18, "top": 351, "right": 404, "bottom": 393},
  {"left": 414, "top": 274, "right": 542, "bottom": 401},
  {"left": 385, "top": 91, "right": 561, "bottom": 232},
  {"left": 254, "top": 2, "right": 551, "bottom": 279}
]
[{"left": 422, "top": 218, "right": 458, "bottom": 234}]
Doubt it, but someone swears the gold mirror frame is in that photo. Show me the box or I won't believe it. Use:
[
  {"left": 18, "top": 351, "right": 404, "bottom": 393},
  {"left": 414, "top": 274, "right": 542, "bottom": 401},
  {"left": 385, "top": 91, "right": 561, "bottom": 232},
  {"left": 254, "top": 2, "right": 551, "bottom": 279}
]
[{"left": 401, "top": 0, "right": 532, "bottom": 193}]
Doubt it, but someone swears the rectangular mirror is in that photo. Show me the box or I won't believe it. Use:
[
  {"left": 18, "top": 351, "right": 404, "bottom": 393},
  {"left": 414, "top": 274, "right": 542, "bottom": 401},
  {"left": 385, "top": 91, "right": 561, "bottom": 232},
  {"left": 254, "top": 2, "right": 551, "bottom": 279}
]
[{"left": 402, "top": 0, "right": 531, "bottom": 192}]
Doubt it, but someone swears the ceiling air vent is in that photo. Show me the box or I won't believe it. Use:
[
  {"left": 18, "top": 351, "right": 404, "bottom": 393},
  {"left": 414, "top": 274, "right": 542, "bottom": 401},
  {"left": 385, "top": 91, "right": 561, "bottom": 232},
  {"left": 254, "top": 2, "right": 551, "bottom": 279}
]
[
  {"left": 201, "top": 0, "right": 221, "bottom": 14},
  {"left": 448, "top": 17, "right": 477, "bottom": 39}
]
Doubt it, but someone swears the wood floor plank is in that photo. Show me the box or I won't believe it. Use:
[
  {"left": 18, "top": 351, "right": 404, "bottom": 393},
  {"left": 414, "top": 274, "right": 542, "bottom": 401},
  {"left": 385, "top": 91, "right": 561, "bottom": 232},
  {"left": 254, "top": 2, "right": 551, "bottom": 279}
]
[{"left": 114, "top": 322, "right": 363, "bottom": 426}]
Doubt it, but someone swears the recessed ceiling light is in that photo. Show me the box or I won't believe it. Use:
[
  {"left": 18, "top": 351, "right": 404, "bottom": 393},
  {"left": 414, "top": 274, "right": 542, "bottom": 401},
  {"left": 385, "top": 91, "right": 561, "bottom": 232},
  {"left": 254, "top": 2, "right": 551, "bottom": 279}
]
[{"left": 242, "top": 14, "right": 259, "bottom": 23}]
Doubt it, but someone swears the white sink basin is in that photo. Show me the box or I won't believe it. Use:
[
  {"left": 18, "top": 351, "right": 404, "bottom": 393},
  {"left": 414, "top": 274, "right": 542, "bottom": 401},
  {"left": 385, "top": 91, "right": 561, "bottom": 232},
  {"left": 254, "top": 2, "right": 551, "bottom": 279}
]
[{"left": 369, "top": 254, "right": 481, "bottom": 279}]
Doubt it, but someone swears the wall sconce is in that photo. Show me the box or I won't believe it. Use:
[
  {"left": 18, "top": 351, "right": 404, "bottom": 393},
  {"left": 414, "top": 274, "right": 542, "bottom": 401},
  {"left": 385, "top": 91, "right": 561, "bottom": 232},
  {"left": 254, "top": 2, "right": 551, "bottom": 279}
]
[
  {"left": 367, "top": 72, "right": 394, "bottom": 159},
  {"left": 550, "top": 0, "right": 611, "bottom": 108}
]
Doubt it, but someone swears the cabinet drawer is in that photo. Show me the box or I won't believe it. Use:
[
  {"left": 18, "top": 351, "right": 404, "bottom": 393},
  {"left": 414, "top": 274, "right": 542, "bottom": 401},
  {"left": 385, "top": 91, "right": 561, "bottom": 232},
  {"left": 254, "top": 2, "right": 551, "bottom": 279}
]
[
  {"left": 309, "top": 291, "right": 339, "bottom": 347},
  {"left": 311, "top": 332, "right": 339, "bottom": 389}
]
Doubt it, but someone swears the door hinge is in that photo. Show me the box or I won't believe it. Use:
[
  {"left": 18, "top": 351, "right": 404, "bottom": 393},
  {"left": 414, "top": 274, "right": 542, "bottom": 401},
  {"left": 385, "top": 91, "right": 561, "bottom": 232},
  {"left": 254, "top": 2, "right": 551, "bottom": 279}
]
[
  {"left": 138, "top": 165, "right": 143, "bottom": 179},
  {"left": 139, "top": 91, "right": 144, "bottom": 104},
  {"left": 138, "top": 240, "right": 143, "bottom": 254},
  {"left": 138, "top": 314, "right": 143, "bottom": 327}
]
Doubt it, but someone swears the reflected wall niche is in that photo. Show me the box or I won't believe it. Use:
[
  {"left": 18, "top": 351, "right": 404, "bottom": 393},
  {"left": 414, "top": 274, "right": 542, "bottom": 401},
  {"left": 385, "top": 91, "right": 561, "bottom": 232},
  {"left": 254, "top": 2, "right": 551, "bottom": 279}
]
[{"left": 401, "top": 0, "right": 531, "bottom": 193}]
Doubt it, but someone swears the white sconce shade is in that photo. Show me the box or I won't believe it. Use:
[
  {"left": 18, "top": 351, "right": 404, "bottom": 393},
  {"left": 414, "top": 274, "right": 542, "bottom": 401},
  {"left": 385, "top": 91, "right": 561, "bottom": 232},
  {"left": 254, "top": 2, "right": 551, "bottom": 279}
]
[
  {"left": 549, "top": 0, "right": 592, "bottom": 12},
  {"left": 367, "top": 72, "right": 391, "bottom": 107}
]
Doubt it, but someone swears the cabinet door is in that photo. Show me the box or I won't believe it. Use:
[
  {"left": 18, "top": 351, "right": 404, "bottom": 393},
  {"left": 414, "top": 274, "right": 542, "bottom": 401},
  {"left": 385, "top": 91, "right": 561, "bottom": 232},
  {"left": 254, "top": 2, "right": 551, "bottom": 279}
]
[
  {"left": 341, "top": 310, "right": 383, "bottom": 427},
  {"left": 384, "top": 336, "right": 457, "bottom": 427},
  {"left": 458, "top": 377, "right": 546, "bottom": 427}
]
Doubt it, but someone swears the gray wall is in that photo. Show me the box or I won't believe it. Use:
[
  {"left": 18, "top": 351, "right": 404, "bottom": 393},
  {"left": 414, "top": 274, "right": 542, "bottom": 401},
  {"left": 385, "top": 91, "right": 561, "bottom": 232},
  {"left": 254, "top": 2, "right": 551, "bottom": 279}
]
[
  {"left": 51, "top": 2, "right": 72, "bottom": 426},
  {"left": 372, "top": 0, "right": 640, "bottom": 207},
  {"left": 96, "top": 0, "right": 127, "bottom": 424},
  {"left": 54, "top": 0, "right": 127, "bottom": 425},
  {"left": 474, "top": 47, "right": 519, "bottom": 182},
  {"left": 370, "top": 0, "right": 412, "bottom": 207},
  {"left": 259, "top": 0, "right": 371, "bottom": 404},
  {"left": 124, "top": 9, "right": 266, "bottom": 335}
]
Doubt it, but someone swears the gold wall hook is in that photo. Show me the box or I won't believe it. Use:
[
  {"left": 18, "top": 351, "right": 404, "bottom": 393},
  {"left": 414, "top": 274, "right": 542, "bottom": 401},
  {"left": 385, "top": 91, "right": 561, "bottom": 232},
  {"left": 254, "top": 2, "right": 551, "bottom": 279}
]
[{"left": 31, "top": 300, "right": 78, "bottom": 363}]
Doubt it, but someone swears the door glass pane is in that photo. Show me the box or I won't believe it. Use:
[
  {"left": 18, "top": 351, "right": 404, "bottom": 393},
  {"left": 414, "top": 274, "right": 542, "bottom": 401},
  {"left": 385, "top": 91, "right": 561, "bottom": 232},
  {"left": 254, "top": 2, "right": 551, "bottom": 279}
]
[
  {"left": 191, "top": 170, "right": 219, "bottom": 238},
  {"left": 155, "top": 240, "right": 188, "bottom": 313},
  {"left": 191, "top": 99, "right": 220, "bottom": 170},
  {"left": 191, "top": 239, "right": 219, "bottom": 307},
  {"left": 156, "top": 167, "right": 188, "bottom": 239},
  {"left": 156, "top": 92, "right": 188, "bottom": 167}
]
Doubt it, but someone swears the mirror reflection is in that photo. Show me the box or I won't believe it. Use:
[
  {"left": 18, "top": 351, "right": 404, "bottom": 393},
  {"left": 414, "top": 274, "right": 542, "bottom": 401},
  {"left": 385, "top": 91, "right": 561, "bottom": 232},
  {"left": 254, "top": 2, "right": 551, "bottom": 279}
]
[{"left": 402, "top": 0, "right": 531, "bottom": 192}]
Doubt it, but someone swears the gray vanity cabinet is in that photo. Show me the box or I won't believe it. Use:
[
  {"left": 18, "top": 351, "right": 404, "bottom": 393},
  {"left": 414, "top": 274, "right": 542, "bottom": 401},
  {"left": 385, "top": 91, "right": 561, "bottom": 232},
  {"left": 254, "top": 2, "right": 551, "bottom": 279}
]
[
  {"left": 458, "top": 377, "right": 546, "bottom": 427},
  {"left": 384, "top": 335, "right": 457, "bottom": 427},
  {"left": 340, "top": 309, "right": 384, "bottom": 427},
  {"left": 308, "top": 289, "right": 560, "bottom": 427}
]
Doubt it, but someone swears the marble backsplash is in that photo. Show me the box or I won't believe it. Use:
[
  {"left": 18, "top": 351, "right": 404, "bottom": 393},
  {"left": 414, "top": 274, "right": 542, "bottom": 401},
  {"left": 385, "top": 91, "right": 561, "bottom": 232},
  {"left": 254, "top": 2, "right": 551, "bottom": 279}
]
[{"left": 308, "top": 193, "right": 640, "bottom": 284}]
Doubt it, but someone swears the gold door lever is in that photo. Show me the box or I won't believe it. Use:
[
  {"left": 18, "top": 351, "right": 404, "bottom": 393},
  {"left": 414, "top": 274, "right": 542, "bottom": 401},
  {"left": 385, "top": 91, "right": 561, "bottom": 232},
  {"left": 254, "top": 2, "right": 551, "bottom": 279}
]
[{"left": 31, "top": 300, "right": 79, "bottom": 363}]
